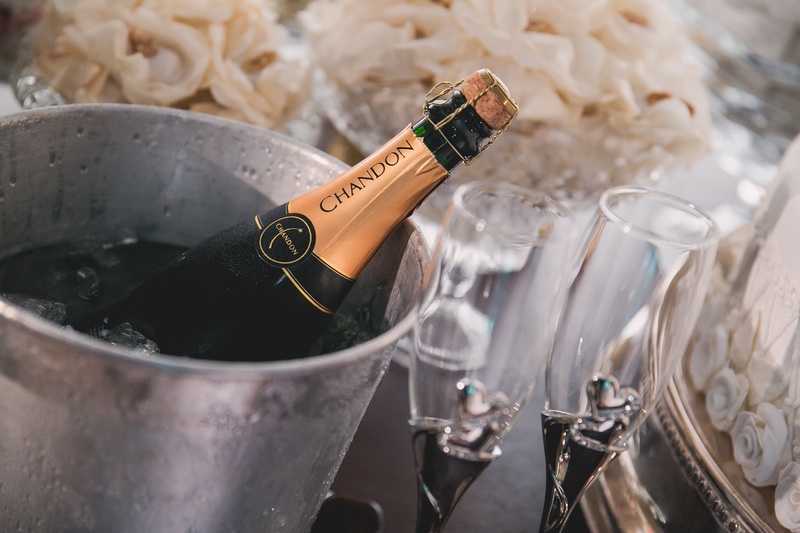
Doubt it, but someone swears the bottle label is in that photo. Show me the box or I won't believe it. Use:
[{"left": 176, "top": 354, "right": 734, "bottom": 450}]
[
  {"left": 256, "top": 211, "right": 316, "bottom": 267},
  {"left": 288, "top": 128, "right": 447, "bottom": 278},
  {"left": 255, "top": 205, "right": 354, "bottom": 315},
  {"left": 283, "top": 254, "right": 355, "bottom": 314}
]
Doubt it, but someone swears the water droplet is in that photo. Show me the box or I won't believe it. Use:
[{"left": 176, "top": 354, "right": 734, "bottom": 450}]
[
  {"left": 76, "top": 126, "right": 84, "bottom": 137},
  {"left": 132, "top": 132, "right": 141, "bottom": 142},
  {"left": 163, "top": 205, "right": 171, "bottom": 217},
  {"left": 48, "top": 151, "right": 57, "bottom": 166},
  {"left": 79, "top": 165, "right": 88, "bottom": 174}
]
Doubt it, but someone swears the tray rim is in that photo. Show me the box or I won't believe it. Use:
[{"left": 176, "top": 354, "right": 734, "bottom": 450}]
[{"left": 656, "top": 362, "right": 784, "bottom": 532}]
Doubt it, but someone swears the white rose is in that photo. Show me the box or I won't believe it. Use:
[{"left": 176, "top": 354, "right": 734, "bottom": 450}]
[
  {"left": 109, "top": 9, "right": 210, "bottom": 106},
  {"left": 202, "top": 3, "right": 310, "bottom": 129},
  {"left": 776, "top": 462, "right": 800, "bottom": 532},
  {"left": 732, "top": 403, "right": 791, "bottom": 487},
  {"left": 300, "top": 0, "right": 461, "bottom": 87},
  {"left": 745, "top": 356, "right": 789, "bottom": 406},
  {"left": 28, "top": 0, "right": 309, "bottom": 128},
  {"left": 30, "top": 4, "right": 209, "bottom": 106},
  {"left": 705, "top": 367, "right": 748, "bottom": 431},
  {"left": 689, "top": 324, "right": 729, "bottom": 390}
]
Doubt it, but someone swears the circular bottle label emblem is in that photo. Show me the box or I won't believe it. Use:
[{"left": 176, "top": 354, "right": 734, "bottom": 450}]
[{"left": 257, "top": 213, "right": 315, "bottom": 267}]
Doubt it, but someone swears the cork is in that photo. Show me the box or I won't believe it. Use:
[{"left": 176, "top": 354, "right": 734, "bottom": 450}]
[{"left": 461, "top": 69, "right": 517, "bottom": 130}]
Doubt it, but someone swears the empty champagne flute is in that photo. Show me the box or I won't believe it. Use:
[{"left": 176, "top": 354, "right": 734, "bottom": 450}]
[
  {"left": 538, "top": 186, "right": 719, "bottom": 532},
  {"left": 408, "top": 180, "right": 577, "bottom": 533}
]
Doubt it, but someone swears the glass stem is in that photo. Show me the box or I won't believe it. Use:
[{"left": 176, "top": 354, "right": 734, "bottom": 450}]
[
  {"left": 412, "top": 428, "right": 491, "bottom": 533},
  {"left": 538, "top": 414, "right": 621, "bottom": 533}
]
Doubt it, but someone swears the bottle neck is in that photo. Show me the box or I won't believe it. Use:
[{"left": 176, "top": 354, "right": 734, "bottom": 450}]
[
  {"left": 412, "top": 89, "right": 495, "bottom": 172},
  {"left": 289, "top": 128, "right": 445, "bottom": 278},
  {"left": 286, "top": 91, "right": 497, "bottom": 279}
]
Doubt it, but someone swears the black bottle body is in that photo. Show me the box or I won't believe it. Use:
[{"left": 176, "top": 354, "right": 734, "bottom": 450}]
[{"left": 76, "top": 204, "right": 353, "bottom": 361}]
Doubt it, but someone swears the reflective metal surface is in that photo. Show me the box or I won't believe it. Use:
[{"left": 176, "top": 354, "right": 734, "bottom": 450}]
[
  {"left": 581, "top": 362, "right": 782, "bottom": 532},
  {"left": 540, "top": 375, "right": 640, "bottom": 533},
  {"left": 0, "top": 104, "right": 428, "bottom": 532}
]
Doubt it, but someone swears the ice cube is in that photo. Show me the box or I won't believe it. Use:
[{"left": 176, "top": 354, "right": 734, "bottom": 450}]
[
  {"left": 76, "top": 266, "right": 101, "bottom": 300},
  {"left": 316, "top": 312, "right": 372, "bottom": 354},
  {"left": 91, "top": 248, "right": 123, "bottom": 269},
  {"left": 102, "top": 322, "right": 160, "bottom": 354},
  {"left": 0, "top": 293, "right": 68, "bottom": 325}
]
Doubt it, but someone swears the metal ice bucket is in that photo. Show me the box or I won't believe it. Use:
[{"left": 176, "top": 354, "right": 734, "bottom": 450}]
[{"left": 0, "top": 104, "right": 427, "bottom": 532}]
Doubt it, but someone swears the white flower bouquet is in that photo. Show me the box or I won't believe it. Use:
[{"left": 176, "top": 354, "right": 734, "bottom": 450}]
[
  {"left": 300, "top": 0, "right": 711, "bottom": 201},
  {"left": 18, "top": 0, "right": 310, "bottom": 130}
]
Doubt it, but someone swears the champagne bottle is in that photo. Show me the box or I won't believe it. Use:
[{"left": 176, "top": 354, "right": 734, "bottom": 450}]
[{"left": 73, "top": 69, "right": 518, "bottom": 361}]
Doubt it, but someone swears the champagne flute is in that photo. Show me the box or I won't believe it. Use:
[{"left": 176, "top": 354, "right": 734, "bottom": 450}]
[
  {"left": 408, "top": 180, "right": 577, "bottom": 533},
  {"left": 538, "top": 187, "right": 719, "bottom": 532}
]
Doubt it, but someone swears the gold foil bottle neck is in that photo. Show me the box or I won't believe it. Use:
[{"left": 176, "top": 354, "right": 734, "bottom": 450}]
[{"left": 422, "top": 68, "right": 518, "bottom": 166}]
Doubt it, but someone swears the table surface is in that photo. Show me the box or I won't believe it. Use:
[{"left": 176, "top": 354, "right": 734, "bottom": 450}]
[{"left": 0, "top": 81, "right": 755, "bottom": 532}]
